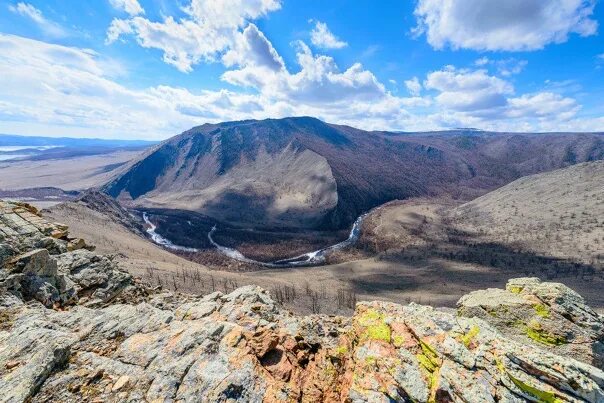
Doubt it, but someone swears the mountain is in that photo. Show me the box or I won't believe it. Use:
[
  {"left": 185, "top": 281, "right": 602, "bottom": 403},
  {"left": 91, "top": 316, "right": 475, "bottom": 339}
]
[
  {"left": 2, "top": 199, "right": 604, "bottom": 401},
  {"left": 449, "top": 160, "right": 604, "bottom": 265},
  {"left": 103, "top": 117, "right": 604, "bottom": 229}
]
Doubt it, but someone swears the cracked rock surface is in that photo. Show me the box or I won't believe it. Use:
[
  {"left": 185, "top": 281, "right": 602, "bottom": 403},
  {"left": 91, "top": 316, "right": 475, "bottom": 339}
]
[{"left": 1, "top": 200, "right": 604, "bottom": 402}]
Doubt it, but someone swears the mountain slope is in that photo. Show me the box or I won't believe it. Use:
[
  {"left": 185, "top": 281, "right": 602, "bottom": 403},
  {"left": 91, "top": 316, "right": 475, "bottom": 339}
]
[
  {"left": 449, "top": 160, "right": 604, "bottom": 264},
  {"left": 104, "top": 117, "right": 604, "bottom": 229}
]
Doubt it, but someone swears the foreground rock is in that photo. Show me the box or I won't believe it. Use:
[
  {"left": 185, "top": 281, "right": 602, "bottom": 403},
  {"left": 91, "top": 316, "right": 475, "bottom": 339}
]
[
  {"left": 459, "top": 277, "right": 604, "bottom": 371},
  {"left": 1, "top": 201, "right": 604, "bottom": 402}
]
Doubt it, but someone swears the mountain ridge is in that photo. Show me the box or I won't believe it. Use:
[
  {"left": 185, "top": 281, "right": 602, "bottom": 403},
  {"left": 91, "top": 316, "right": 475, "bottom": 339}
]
[{"left": 103, "top": 117, "right": 604, "bottom": 230}]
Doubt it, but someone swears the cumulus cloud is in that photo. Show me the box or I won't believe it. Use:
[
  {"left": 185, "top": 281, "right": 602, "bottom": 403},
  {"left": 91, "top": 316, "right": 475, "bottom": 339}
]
[
  {"left": 310, "top": 21, "right": 348, "bottom": 49},
  {"left": 506, "top": 92, "right": 580, "bottom": 120},
  {"left": 425, "top": 67, "right": 513, "bottom": 112},
  {"left": 0, "top": 27, "right": 597, "bottom": 139},
  {"left": 109, "top": 0, "right": 144, "bottom": 16},
  {"left": 8, "top": 2, "right": 66, "bottom": 38},
  {"left": 223, "top": 24, "right": 285, "bottom": 71},
  {"left": 413, "top": 0, "right": 598, "bottom": 51},
  {"left": 404, "top": 77, "right": 422, "bottom": 96},
  {"left": 223, "top": 37, "right": 386, "bottom": 105},
  {"left": 423, "top": 66, "right": 580, "bottom": 126},
  {"left": 105, "top": 0, "right": 281, "bottom": 72}
]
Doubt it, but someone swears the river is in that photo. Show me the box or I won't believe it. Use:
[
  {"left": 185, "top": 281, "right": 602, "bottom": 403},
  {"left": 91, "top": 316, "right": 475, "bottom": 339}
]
[{"left": 142, "top": 211, "right": 371, "bottom": 268}]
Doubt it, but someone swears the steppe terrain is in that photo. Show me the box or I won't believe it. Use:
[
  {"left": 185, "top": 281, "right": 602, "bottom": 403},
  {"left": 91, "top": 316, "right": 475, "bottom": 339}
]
[
  {"left": 0, "top": 149, "right": 141, "bottom": 191},
  {"left": 47, "top": 161, "right": 604, "bottom": 313}
]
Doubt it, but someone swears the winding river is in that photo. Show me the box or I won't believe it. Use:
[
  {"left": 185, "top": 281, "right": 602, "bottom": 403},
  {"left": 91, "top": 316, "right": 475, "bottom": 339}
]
[{"left": 142, "top": 211, "right": 370, "bottom": 268}]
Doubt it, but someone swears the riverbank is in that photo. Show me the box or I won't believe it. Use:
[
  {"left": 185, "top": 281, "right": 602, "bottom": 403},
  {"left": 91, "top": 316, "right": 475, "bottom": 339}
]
[{"left": 142, "top": 209, "right": 371, "bottom": 268}]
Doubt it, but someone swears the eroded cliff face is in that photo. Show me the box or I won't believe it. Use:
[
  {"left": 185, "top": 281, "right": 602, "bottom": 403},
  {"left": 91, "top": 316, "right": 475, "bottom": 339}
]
[{"left": 1, "top": 200, "right": 604, "bottom": 402}]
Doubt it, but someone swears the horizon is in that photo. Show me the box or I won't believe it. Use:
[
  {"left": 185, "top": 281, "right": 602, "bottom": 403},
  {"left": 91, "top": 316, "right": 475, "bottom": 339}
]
[
  {"left": 0, "top": 1, "right": 602, "bottom": 140},
  {"left": 2, "top": 115, "right": 604, "bottom": 142}
]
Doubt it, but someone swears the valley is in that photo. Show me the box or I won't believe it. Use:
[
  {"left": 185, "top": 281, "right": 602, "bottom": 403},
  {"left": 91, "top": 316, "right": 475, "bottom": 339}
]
[
  {"left": 3, "top": 121, "right": 604, "bottom": 314},
  {"left": 45, "top": 158, "right": 604, "bottom": 313}
]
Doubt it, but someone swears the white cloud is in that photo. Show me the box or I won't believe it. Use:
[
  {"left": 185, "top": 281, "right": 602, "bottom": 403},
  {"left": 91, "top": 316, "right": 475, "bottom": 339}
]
[
  {"left": 109, "top": 0, "right": 144, "bottom": 16},
  {"left": 506, "top": 92, "right": 579, "bottom": 120},
  {"left": 413, "top": 0, "right": 598, "bottom": 51},
  {"left": 425, "top": 67, "right": 513, "bottom": 112},
  {"left": 8, "top": 2, "right": 66, "bottom": 38},
  {"left": 106, "top": 0, "right": 281, "bottom": 73},
  {"left": 223, "top": 24, "right": 284, "bottom": 71},
  {"left": 598, "top": 54, "right": 604, "bottom": 60},
  {"left": 475, "top": 57, "right": 489, "bottom": 66},
  {"left": 494, "top": 59, "right": 528, "bottom": 76},
  {"left": 404, "top": 77, "right": 422, "bottom": 96},
  {"left": 0, "top": 29, "right": 598, "bottom": 140},
  {"left": 423, "top": 66, "right": 580, "bottom": 126},
  {"left": 222, "top": 37, "right": 386, "bottom": 105},
  {"left": 310, "top": 21, "right": 348, "bottom": 49},
  {"left": 474, "top": 57, "right": 528, "bottom": 76}
]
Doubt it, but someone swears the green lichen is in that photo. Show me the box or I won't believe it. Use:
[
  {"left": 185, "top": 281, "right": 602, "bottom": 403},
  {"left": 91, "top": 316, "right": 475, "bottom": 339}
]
[
  {"left": 460, "top": 325, "right": 480, "bottom": 348},
  {"left": 365, "top": 356, "right": 377, "bottom": 366},
  {"left": 495, "top": 356, "right": 563, "bottom": 403},
  {"left": 533, "top": 303, "right": 551, "bottom": 318},
  {"left": 416, "top": 353, "right": 437, "bottom": 373},
  {"left": 525, "top": 321, "right": 566, "bottom": 346},
  {"left": 334, "top": 345, "right": 348, "bottom": 356},
  {"left": 508, "top": 372, "right": 564, "bottom": 403},
  {"left": 508, "top": 285, "right": 523, "bottom": 294},
  {"left": 416, "top": 339, "right": 440, "bottom": 374},
  {"left": 357, "top": 309, "right": 391, "bottom": 343},
  {"left": 392, "top": 335, "right": 406, "bottom": 348}
]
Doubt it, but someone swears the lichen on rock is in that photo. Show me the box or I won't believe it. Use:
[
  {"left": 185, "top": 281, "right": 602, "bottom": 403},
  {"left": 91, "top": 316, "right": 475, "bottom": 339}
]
[{"left": 2, "top": 201, "right": 604, "bottom": 402}]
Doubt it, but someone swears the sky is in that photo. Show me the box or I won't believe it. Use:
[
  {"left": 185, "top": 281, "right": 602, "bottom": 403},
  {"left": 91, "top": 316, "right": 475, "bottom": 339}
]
[{"left": 0, "top": 0, "right": 603, "bottom": 140}]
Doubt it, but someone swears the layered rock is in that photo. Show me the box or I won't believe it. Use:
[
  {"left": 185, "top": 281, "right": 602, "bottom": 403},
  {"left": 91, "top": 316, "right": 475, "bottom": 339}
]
[
  {"left": 0, "top": 200, "right": 134, "bottom": 308},
  {"left": 1, "top": 201, "right": 604, "bottom": 402},
  {"left": 458, "top": 277, "right": 604, "bottom": 371}
]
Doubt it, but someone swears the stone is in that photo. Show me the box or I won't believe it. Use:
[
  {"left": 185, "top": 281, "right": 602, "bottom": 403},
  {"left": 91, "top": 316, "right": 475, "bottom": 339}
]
[
  {"left": 2, "top": 200, "right": 604, "bottom": 402},
  {"left": 458, "top": 277, "right": 604, "bottom": 370},
  {"left": 111, "top": 375, "right": 130, "bottom": 392},
  {"left": 8, "top": 249, "right": 57, "bottom": 277},
  {"left": 66, "top": 238, "right": 87, "bottom": 252}
]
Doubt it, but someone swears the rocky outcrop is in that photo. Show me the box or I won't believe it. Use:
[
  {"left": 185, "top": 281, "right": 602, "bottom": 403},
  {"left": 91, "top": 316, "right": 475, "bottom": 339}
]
[
  {"left": 0, "top": 201, "right": 134, "bottom": 308},
  {"left": 458, "top": 277, "right": 604, "bottom": 371},
  {"left": 2, "top": 201, "right": 604, "bottom": 402}
]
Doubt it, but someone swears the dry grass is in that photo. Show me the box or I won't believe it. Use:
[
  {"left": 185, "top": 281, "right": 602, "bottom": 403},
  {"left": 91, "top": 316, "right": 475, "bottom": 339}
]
[
  {"left": 0, "top": 150, "right": 140, "bottom": 190},
  {"left": 45, "top": 161, "right": 604, "bottom": 312}
]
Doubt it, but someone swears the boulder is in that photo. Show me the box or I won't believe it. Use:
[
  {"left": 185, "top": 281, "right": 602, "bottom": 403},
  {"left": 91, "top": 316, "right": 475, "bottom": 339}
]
[
  {"left": 8, "top": 249, "right": 57, "bottom": 277},
  {"left": 458, "top": 277, "right": 604, "bottom": 370}
]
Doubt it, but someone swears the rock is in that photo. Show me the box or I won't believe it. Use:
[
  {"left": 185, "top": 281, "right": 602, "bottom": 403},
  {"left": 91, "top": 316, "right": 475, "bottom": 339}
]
[
  {"left": 0, "top": 243, "right": 17, "bottom": 266},
  {"left": 2, "top": 200, "right": 604, "bottom": 402},
  {"left": 111, "top": 375, "right": 130, "bottom": 392},
  {"left": 458, "top": 277, "right": 604, "bottom": 370},
  {"left": 66, "top": 238, "right": 87, "bottom": 252},
  {"left": 8, "top": 249, "right": 57, "bottom": 276}
]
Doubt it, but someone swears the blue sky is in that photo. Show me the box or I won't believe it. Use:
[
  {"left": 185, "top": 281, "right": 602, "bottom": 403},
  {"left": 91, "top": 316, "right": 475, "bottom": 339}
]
[{"left": 0, "top": 0, "right": 603, "bottom": 139}]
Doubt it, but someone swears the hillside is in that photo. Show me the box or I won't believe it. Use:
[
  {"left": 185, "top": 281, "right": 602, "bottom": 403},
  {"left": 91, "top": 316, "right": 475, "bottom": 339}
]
[
  {"left": 449, "top": 161, "right": 604, "bottom": 265},
  {"left": 103, "top": 117, "right": 604, "bottom": 230},
  {"left": 2, "top": 199, "right": 604, "bottom": 401}
]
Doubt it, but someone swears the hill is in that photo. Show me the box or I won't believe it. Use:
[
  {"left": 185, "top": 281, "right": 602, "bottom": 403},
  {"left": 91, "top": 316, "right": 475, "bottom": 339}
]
[
  {"left": 449, "top": 161, "right": 604, "bottom": 265},
  {"left": 103, "top": 117, "right": 604, "bottom": 230}
]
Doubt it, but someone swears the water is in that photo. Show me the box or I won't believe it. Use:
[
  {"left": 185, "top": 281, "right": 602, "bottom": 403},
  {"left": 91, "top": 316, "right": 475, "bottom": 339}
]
[
  {"left": 142, "top": 212, "right": 199, "bottom": 253},
  {"left": 142, "top": 209, "right": 373, "bottom": 268}
]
